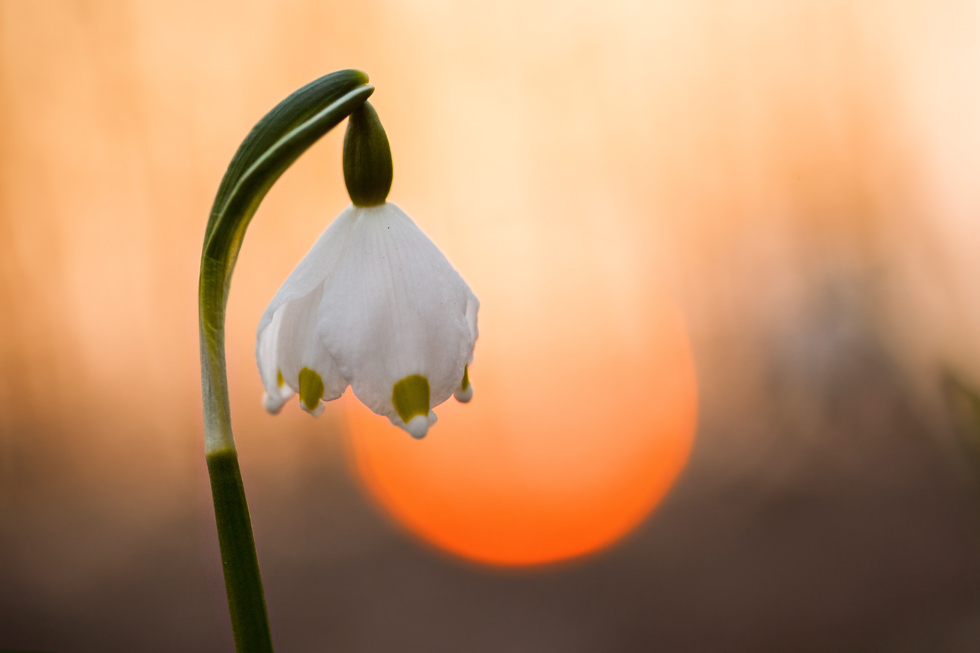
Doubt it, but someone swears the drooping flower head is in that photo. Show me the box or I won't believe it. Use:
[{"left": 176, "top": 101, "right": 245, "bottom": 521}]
[{"left": 256, "top": 101, "right": 478, "bottom": 438}]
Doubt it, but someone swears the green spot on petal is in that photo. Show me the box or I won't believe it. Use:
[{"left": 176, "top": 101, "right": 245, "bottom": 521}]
[
  {"left": 277, "top": 369, "right": 285, "bottom": 388},
  {"left": 392, "top": 375, "right": 430, "bottom": 423},
  {"left": 299, "top": 367, "right": 324, "bottom": 409},
  {"left": 460, "top": 365, "right": 470, "bottom": 391}
]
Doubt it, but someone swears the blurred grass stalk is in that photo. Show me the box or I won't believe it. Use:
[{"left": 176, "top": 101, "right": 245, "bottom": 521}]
[
  {"left": 198, "top": 70, "right": 373, "bottom": 652},
  {"left": 943, "top": 370, "right": 980, "bottom": 477}
]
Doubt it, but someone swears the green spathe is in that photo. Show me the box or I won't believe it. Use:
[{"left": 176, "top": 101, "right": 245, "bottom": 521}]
[
  {"left": 392, "top": 374, "right": 431, "bottom": 423},
  {"left": 200, "top": 71, "right": 374, "bottom": 455},
  {"left": 198, "top": 69, "right": 375, "bottom": 653},
  {"left": 343, "top": 101, "right": 393, "bottom": 206}
]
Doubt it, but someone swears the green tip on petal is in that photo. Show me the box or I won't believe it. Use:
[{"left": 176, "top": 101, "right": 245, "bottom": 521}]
[
  {"left": 454, "top": 365, "right": 473, "bottom": 403},
  {"left": 276, "top": 369, "right": 285, "bottom": 388},
  {"left": 392, "top": 374, "right": 430, "bottom": 424},
  {"left": 298, "top": 367, "right": 325, "bottom": 414}
]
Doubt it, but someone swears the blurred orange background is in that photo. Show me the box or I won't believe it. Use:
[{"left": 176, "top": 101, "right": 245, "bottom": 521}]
[{"left": 4, "top": 1, "right": 980, "bottom": 651}]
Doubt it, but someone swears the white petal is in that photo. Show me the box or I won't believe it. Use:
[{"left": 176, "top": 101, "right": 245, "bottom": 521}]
[
  {"left": 404, "top": 411, "right": 439, "bottom": 440},
  {"left": 256, "top": 305, "right": 293, "bottom": 414},
  {"left": 454, "top": 385, "right": 473, "bottom": 403},
  {"left": 255, "top": 205, "right": 358, "bottom": 356},
  {"left": 255, "top": 209, "right": 357, "bottom": 415},
  {"left": 305, "top": 400, "right": 326, "bottom": 417},
  {"left": 316, "top": 203, "right": 477, "bottom": 430},
  {"left": 274, "top": 284, "right": 346, "bottom": 414},
  {"left": 262, "top": 391, "right": 286, "bottom": 414},
  {"left": 404, "top": 415, "right": 428, "bottom": 439},
  {"left": 464, "top": 289, "right": 479, "bottom": 364}
]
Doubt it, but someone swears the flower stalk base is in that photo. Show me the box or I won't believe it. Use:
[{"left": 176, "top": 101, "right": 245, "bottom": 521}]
[{"left": 207, "top": 449, "right": 274, "bottom": 653}]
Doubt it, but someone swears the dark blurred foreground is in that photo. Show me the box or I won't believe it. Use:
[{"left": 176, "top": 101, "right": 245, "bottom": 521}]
[{"left": 4, "top": 313, "right": 980, "bottom": 652}]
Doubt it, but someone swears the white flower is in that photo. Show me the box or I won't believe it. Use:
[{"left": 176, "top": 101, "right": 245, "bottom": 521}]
[{"left": 256, "top": 202, "right": 478, "bottom": 439}]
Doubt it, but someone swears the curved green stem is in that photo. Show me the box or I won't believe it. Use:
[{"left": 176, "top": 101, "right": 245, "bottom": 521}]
[{"left": 198, "top": 70, "right": 374, "bottom": 653}]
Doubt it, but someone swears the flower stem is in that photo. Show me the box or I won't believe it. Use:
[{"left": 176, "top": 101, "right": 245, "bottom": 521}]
[
  {"left": 207, "top": 448, "right": 273, "bottom": 653},
  {"left": 197, "top": 70, "right": 374, "bottom": 652}
]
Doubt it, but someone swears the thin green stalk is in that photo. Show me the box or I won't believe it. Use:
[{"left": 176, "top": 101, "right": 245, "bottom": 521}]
[
  {"left": 207, "top": 449, "right": 272, "bottom": 652},
  {"left": 198, "top": 70, "right": 374, "bottom": 653}
]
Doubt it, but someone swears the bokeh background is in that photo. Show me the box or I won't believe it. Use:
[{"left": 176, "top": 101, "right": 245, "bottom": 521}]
[{"left": 4, "top": 0, "right": 980, "bottom": 650}]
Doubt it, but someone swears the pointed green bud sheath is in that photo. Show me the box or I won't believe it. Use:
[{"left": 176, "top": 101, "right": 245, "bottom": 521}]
[{"left": 343, "top": 101, "right": 393, "bottom": 206}]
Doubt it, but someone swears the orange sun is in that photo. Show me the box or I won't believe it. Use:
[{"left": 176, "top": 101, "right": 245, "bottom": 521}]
[
  {"left": 343, "top": 224, "right": 698, "bottom": 566},
  {"left": 342, "top": 200, "right": 697, "bottom": 565}
]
